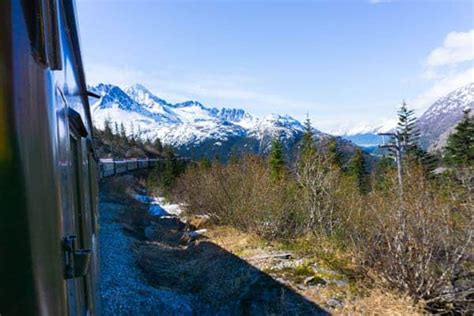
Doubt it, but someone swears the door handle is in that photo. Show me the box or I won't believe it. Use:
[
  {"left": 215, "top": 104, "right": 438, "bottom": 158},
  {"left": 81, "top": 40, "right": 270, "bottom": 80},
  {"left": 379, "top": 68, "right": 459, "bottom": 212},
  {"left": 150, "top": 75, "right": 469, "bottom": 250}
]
[{"left": 63, "top": 235, "right": 92, "bottom": 279}]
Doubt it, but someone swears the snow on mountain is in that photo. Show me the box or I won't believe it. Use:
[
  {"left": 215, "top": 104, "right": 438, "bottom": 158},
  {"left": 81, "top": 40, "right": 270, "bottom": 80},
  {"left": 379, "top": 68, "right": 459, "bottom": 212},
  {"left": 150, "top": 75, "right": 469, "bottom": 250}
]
[
  {"left": 332, "top": 119, "right": 397, "bottom": 147},
  {"left": 418, "top": 82, "right": 474, "bottom": 150},
  {"left": 89, "top": 83, "right": 308, "bottom": 149},
  {"left": 335, "top": 82, "right": 474, "bottom": 149}
]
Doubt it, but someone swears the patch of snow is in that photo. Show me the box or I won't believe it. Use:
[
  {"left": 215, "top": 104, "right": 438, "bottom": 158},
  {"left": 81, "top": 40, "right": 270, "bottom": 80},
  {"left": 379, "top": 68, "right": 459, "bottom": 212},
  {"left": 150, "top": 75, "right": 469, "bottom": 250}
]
[{"left": 134, "top": 194, "right": 185, "bottom": 217}]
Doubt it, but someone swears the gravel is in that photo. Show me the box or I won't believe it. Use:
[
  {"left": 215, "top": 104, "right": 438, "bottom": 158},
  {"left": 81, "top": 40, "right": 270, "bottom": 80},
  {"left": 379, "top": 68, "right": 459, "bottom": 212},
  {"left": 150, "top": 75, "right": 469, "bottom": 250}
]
[{"left": 99, "top": 198, "right": 195, "bottom": 315}]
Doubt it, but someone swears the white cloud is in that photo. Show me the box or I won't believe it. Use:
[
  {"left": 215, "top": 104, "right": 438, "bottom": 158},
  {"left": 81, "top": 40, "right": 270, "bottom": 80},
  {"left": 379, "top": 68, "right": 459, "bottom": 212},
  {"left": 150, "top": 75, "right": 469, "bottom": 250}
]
[
  {"left": 425, "top": 29, "right": 474, "bottom": 67},
  {"left": 411, "top": 29, "right": 474, "bottom": 112},
  {"left": 411, "top": 67, "right": 474, "bottom": 110}
]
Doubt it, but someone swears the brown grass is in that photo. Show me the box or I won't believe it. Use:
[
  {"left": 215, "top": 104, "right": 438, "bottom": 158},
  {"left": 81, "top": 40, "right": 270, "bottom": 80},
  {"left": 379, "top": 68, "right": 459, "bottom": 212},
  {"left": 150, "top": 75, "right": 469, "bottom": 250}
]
[{"left": 339, "top": 288, "right": 423, "bottom": 316}]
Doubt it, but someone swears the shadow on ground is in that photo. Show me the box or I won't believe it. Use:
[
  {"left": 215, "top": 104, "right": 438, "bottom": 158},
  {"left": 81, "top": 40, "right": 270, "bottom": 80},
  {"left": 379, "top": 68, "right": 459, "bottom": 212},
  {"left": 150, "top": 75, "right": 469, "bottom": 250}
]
[{"left": 135, "top": 217, "right": 329, "bottom": 315}]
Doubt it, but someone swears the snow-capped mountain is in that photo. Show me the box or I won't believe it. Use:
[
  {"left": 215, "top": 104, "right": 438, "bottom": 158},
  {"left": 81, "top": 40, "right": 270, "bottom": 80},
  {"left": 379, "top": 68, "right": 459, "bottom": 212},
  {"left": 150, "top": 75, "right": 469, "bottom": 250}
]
[
  {"left": 89, "top": 83, "right": 312, "bottom": 156},
  {"left": 418, "top": 82, "right": 474, "bottom": 150},
  {"left": 337, "top": 83, "right": 474, "bottom": 150},
  {"left": 333, "top": 119, "right": 397, "bottom": 148}
]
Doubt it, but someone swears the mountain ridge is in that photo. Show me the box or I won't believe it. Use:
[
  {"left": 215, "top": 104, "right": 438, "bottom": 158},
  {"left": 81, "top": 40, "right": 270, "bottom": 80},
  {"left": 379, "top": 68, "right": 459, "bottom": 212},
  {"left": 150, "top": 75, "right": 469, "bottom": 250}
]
[
  {"left": 89, "top": 83, "right": 314, "bottom": 158},
  {"left": 338, "top": 83, "right": 474, "bottom": 150}
]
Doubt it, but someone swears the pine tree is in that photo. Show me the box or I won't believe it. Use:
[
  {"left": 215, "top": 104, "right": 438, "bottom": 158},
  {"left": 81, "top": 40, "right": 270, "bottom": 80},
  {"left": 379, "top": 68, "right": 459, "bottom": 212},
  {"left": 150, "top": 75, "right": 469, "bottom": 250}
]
[
  {"left": 103, "top": 118, "right": 113, "bottom": 141},
  {"left": 129, "top": 123, "right": 136, "bottom": 146},
  {"left": 326, "top": 139, "right": 343, "bottom": 168},
  {"left": 396, "top": 100, "right": 420, "bottom": 155},
  {"left": 120, "top": 123, "right": 127, "bottom": 145},
  {"left": 153, "top": 137, "right": 163, "bottom": 153},
  {"left": 161, "top": 145, "right": 178, "bottom": 190},
  {"left": 269, "top": 137, "right": 285, "bottom": 181},
  {"left": 113, "top": 122, "right": 119, "bottom": 137},
  {"left": 395, "top": 100, "right": 436, "bottom": 172},
  {"left": 300, "top": 115, "right": 316, "bottom": 159},
  {"left": 373, "top": 155, "right": 394, "bottom": 191},
  {"left": 199, "top": 156, "right": 212, "bottom": 169},
  {"left": 445, "top": 108, "right": 474, "bottom": 167},
  {"left": 347, "top": 148, "right": 369, "bottom": 193}
]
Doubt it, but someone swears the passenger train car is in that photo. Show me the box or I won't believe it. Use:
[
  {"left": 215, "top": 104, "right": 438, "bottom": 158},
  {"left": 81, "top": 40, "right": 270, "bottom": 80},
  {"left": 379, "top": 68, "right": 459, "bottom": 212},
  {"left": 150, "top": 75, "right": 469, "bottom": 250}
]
[{"left": 0, "top": 1, "right": 100, "bottom": 314}]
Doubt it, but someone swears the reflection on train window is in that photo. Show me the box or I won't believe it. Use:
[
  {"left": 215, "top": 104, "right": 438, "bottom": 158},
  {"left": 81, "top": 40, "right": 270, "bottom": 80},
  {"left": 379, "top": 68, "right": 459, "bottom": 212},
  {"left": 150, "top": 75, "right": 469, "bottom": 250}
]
[
  {"left": 20, "top": 0, "right": 47, "bottom": 64},
  {"left": 88, "top": 153, "right": 97, "bottom": 234},
  {"left": 69, "top": 135, "right": 84, "bottom": 248},
  {"left": 44, "top": 0, "right": 63, "bottom": 69},
  {"left": 69, "top": 134, "right": 91, "bottom": 313}
]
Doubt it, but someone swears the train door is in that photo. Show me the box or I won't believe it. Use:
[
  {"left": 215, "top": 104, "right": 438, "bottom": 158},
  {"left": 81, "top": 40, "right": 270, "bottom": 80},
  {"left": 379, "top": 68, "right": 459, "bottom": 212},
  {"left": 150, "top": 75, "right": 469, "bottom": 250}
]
[{"left": 66, "top": 107, "right": 93, "bottom": 315}]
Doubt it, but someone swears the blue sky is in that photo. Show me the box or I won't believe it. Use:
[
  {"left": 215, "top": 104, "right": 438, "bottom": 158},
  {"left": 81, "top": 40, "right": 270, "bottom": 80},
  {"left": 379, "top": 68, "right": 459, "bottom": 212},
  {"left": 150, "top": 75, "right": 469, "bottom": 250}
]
[{"left": 76, "top": 0, "right": 473, "bottom": 133}]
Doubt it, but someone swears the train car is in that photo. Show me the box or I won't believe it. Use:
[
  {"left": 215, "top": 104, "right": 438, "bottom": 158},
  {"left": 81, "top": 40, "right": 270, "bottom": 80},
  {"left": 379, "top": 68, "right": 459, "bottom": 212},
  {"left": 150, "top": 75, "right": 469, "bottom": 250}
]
[
  {"left": 0, "top": 1, "right": 99, "bottom": 315},
  {"left": 138, "top": 159, "right": 149, "bottom": 169},
  {"left": 114, "top": 161, "right": 127, "bottom": 174}
]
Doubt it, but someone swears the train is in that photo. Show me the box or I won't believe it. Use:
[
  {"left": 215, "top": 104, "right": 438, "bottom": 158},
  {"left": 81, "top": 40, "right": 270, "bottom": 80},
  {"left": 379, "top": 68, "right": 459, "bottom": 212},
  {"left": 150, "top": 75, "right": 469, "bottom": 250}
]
[
  {"left": 0, "top": 2, "right": 189, "bottom": 314},
  {"left": 99, "top": 158, "right": 159, "bottom": 178},
  {"left": 1, "top": 0, "right": 99, "bottom": 314}
]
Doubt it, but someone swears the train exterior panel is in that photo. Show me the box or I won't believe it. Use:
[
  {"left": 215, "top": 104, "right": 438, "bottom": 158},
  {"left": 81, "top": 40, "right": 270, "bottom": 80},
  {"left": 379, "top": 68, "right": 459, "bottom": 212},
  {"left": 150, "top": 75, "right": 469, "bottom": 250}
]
[{"left": 1, "top": 1, "right": 98, "bottom": 315}]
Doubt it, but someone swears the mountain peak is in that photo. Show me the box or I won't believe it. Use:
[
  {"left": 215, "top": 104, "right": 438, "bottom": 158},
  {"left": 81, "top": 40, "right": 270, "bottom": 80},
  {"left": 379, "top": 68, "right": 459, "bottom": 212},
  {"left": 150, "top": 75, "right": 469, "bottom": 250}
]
[
  {"left": 173, "top": 100, "right": 205, "bottom": 108},
  {"left": 127, "top": 83, "right": 150, "bottom": 92}
]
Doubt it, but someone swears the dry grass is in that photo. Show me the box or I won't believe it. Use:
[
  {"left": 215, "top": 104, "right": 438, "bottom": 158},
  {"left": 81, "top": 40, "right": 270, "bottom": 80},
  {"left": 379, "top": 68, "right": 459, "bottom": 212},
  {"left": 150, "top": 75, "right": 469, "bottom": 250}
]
[
  {"left": 339, "top": 288, "right": 423, "bottom": 316},
  {"left": 192, "top": 222, "right": 423, "bottom": 315},
  {"left": 202, "top": 224, "right": 267, "bottom": 257}
]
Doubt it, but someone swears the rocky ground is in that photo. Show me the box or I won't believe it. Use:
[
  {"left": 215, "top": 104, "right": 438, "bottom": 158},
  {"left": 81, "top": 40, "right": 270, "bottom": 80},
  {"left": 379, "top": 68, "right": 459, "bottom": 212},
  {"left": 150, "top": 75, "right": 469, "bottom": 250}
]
[
  {"left": 98, "top": 196, "right": 195, "bottom": 315},
  {"left": 98, "top": 176, "right": 328, "bottom": 315},
  {"left": 98, "top": 175, "right": 422, "bottom": 315}
]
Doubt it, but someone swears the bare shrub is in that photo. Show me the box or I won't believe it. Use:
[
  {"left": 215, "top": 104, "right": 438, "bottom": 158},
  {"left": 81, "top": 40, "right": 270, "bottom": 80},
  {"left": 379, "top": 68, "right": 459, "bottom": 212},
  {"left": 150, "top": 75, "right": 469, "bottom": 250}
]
[
  {"left": 173, "top": 155, "right": 303, "bottom": 239},
  {"left": 350, "top": 163, "right": 473, "bottom": 313},
  {"left": 295, "top": 148, "right": 360, "bottom": 235}
]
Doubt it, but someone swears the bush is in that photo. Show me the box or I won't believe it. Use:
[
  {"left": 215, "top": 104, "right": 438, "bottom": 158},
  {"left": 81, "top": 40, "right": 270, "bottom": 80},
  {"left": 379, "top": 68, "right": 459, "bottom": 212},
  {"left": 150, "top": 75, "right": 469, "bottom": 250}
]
[
  {"left": 350, "top": 163, "right": 473, "bottom": 313},
  {"left": 173, "top": 155, "right": 304, "bottom": 239},
  {"left": 170, "top": 151, "right": 473, "bottom": 313}
]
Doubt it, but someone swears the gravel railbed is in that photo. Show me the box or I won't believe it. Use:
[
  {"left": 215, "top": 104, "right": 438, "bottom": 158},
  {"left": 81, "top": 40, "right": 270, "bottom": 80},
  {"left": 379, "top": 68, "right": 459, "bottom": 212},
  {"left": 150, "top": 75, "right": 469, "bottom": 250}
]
[{"left": 99, "top": 198, "right": 195, "bottom": 315}]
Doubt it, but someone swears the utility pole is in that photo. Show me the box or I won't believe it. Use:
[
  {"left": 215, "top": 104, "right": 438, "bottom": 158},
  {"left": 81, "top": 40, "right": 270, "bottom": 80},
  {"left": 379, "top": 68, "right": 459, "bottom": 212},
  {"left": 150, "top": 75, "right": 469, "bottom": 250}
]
[{"left": 379, "top": 132, "right": 403, "bottom": 197}]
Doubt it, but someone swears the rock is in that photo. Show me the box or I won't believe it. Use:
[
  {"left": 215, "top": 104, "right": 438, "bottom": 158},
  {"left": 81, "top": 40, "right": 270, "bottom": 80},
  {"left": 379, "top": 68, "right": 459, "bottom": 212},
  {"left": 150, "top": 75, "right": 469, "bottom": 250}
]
[
  {"left": 303, "top": 276, "right": 327, "bottom": 287},
  {"left": 327, "top": 298, "right": 343, "bottom": 309},
  {"left": 182, "top": 229, "right": 207, "bottom": 241},
  {"left": 251, "top": 252, "right": 293, "bottom": 261},
  {"left": 144, "top": 225, "right": 156, "bottom": 240}
]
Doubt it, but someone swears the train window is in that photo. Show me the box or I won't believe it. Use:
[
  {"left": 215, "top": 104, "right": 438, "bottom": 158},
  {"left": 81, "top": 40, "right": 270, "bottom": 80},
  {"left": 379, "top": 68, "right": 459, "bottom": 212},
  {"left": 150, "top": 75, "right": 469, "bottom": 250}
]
[
  {"left": 20, "top": 0, "right": 47, "bottom": 65},
  {"left": 69, "top": 135, "right": 85, "bottom": 249},
  {"left": 20, "top": 0, "right": 62, "bottom": 69},
  {"left": 69, "top": 134, "right": 91, "bottom": 313},
  {"left": 43, "top": 0, "right": 63, "bottom": 70},
  {"left": 87, "top": 153, "right": 97, "bottom": 234}
]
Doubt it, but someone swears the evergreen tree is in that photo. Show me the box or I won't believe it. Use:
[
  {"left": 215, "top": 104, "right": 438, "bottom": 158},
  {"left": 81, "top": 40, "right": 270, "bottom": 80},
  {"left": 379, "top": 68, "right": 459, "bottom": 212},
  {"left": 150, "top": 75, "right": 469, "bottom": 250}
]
[
  {"left": 129, "top": 122, "right": 136, "bottom": 146},
  {"left": 395, "top": 100, "right": 436, "bottom": 172},
  {"left": 373, "top": 155, "right": 394, "bottom": 191},
  {"left": 445, "top": 108, "right": 474, "bottom": 167},
  {"left": 113, "top": 122, "right": 119, "bottom": 137},
  {"left": 326, "top": 139, "right": 343, "bottom": 168},
  {"left": 120, "top": 123, "right": 127, "bottom": 145},
  {"left": 103, "top": 118, "right": 113, "bottom": 141},
  {"left": 269, "top": 137, "right": 285, "bottom": 181},
  {"left": 300, "top": 115, "right": 316, "bottom": 159},
  {"left": 347, "top": 148, "right": 369, "bottom": 193},
  {"left": 396, "top": 100, "right": 420, "bottom": 155},
  {"left": 153, "top": 137, "right": 163, "bottom": 153},
  {"left": 199, "top": 156, "right": 212, "bottom": 169}
]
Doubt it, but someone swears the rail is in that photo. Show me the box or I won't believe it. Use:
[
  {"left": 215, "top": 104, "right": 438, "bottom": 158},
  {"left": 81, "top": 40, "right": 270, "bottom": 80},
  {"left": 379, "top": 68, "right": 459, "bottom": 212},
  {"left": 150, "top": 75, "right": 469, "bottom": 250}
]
[{"left": 98, "top": 157, "right": 189, "bottom": 179}]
